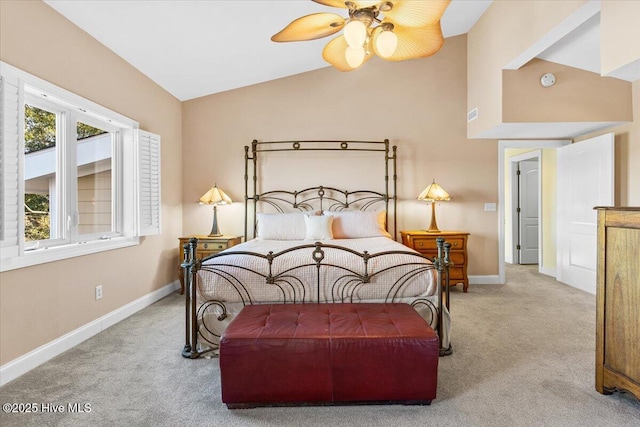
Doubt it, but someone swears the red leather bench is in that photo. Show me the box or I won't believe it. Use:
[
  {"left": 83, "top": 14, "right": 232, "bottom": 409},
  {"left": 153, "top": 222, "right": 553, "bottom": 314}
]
[{"left": 219, "top": 303, "right": 439, "bottom": 408}]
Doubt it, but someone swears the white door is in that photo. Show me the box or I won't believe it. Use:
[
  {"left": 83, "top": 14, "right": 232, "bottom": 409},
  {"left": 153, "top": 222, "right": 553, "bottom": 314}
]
[
  {"left": 557, "top": 133, "right": 614, "bottom": 294},
  {"left": 518, "top": 160, "right": 539, "bottom": 264}
]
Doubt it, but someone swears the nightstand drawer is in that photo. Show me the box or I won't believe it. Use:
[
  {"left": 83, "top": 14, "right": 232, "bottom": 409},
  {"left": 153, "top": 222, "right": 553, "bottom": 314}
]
[
  {"left": 199, "top": 241, "right": 229, "bottom": 251},
  {"left": 178, "top": 235, "right": 242, "bottom": 294},
  {"left": 448, "top": 266, "right": 465, "bottom": 281},
  {"left": 416, "top": 250, "right": 465, "bottom": 265},
  {"left": 401, "top": 230, "right": 469, "bottom": 292},
  {"left": 413, "top": 236, "right": 466, "bottom": 251},
  {"left": 196, "top": 249, "right": 219, "bottom": 259},
  {"left": 448, "top": 252, "right": 465, "bottom": 265}
]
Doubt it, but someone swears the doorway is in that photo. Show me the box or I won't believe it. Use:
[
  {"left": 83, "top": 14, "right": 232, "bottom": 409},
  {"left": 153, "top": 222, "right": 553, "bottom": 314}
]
[
  {"left": 498, "top": 140, "right": 570, "bottom": 285},
  {"left": 511, "top": 154, "right": 540, "bottom": 265}
]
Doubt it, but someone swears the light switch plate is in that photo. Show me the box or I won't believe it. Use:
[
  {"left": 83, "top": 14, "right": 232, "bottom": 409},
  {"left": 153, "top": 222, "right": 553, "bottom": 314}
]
[{"left": 484, "top": 203, "right": 496, "bottom": 212}]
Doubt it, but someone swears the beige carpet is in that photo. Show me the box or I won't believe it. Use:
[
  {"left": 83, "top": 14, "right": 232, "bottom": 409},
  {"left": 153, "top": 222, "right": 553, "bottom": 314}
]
[{"left": 1, "top": 264, "right": 638, "bottom": 426}]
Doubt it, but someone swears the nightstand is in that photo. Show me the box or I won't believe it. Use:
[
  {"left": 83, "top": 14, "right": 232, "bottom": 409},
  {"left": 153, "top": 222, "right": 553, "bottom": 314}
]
[
  {"left": 178, "top": 235, "right": 242, "bottom": 294},
  {"left": 400, "top": 230, "right": 470, "bottom": 292}
]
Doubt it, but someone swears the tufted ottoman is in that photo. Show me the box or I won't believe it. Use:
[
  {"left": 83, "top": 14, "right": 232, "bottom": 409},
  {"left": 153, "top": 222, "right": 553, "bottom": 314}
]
[{"left": 219, "top": 303, "right": 439, "bottom": 408}]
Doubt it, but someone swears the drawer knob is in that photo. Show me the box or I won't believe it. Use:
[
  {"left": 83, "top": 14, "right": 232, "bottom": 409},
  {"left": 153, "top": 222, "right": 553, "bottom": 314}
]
[
  {"left": 217, "top": 245, "right": 223, "bottom": 249},
  {"left": 204, "top": 243, "right": 208, "bottom": 249},
  {"left": 417, "top": 242, "right": 423, "bottom": 247},
  {"left": 453, "top": 242, "right": 458, "bottom": 247}
]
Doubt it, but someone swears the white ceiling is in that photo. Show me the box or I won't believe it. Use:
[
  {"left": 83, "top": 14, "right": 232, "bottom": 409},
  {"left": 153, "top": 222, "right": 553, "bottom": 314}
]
[
  {"left": 536, "top": 12, "right": 601, "bottom": 75},
  {"left": 44, "top": 0, "right": 493, "bottom": 101}
]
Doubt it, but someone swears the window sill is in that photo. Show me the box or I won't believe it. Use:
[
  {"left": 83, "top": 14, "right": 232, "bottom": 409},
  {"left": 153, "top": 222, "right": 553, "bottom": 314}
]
[{"left": 0, "top": 237, "right": 140, "bottom": 273}]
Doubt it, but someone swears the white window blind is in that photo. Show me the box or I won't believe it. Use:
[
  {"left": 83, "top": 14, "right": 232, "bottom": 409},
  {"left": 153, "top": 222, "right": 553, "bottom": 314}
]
[
  {"left": 136, "top": 130, "right": 161, "bottom": 236},
  {"left": 0, "top": 71, "right": 22, "bottom": 259},
  {"left": 0, "top": 76, "right": 3, "bottom": 242}
]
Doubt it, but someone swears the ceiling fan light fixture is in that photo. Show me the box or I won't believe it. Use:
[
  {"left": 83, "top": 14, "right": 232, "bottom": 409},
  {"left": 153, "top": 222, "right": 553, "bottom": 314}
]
[
  {"left": 272, "top": 0, "right": 451, "bottom": 71},
  {"left": 378, "top": 1, "right": 393, "bottom": 13},
  {"left": 343, "top": 19, "right": 367, "bottom": 47},
  {"left": 345, "top": 45, "right": 366, "bottom": 68},
  {"left": 375, "top": 26, "right": 398, "bottom": 58}
]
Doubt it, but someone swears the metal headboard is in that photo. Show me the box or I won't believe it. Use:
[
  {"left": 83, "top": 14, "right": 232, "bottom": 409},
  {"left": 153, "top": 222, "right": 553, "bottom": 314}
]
[{"left": 244, "top": 139, "right": 397, "bottom": 240}]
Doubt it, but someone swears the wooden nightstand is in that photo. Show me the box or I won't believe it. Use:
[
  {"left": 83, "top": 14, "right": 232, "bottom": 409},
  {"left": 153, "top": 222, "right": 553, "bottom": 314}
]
[
  {"left": 400, "top": 230, "right": 470, "bottom": 292},
  {"left": 178, "top": 235, "right": 242, "bottom": 294}
]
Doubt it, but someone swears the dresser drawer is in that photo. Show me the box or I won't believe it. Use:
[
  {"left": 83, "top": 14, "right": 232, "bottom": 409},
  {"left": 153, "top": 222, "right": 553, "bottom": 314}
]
[{"left": 413, "top": 236, "right": 466, "bottom": 251}]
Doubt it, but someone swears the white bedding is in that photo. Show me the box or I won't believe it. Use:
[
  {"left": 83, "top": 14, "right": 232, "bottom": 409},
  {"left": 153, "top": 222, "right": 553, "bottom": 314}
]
[
  {"left": 194, "top": 236, "right": 450, "bottom": 350},
  {"left": 199, "top": 237, "right": 436, "bottom": 302}
]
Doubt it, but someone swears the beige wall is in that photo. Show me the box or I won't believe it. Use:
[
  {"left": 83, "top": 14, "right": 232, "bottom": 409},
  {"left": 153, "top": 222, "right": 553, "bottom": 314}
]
[
  {"left": 0, "top": 1, "right": 182, "bottom": 365},
  {"left": 2, "top": 0, "right": 638, "bottom": 373},
  {"left": 600, "top": 0, "right": 640, "bottom": 77},
  {"left": 502, "top": 58, "right": 632, "bottom": 123},
  {"left": 468, "top": 0, "right": 638, "bottom": 278},
  {"left": 577, "top": 80, "right": 640, "bottom": 207},
  {"left": 182, "top": 35, "right": 499, "bottom": 278},
  {"left": 467, "top": 0, "right": 587, "bottom": 137}
]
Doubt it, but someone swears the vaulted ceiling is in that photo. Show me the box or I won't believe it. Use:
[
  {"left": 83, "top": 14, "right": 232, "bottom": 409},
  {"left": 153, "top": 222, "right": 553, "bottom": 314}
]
[{"left": 44, "top": 0, "right": 493, "bottom": 101}]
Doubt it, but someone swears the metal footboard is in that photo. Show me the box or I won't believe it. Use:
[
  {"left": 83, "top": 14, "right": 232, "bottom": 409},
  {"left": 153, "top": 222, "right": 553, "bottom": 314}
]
[{"left": 182, "top": 237, "right": 452, "bottom": 359}]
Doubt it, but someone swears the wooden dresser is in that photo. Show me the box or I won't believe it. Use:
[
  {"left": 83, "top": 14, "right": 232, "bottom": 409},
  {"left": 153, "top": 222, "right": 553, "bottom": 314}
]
[
  {"left": 178, "top": 235, "right": 242, "bottom": 294},
  {"left": 401, "top": 230, "right": 470, "bottom": 292},
  {"left": 595, "top": 207, "right": 640, "bottom": 401}
]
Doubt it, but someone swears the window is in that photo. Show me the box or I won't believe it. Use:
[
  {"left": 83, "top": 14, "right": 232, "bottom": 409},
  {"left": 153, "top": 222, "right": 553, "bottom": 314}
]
[
  {"left": 24, "top": 103, "right": 58, "bottom": 243},
  {"left": 1, "top": 61, "right": 161, "bottom": 271},
  {"left": 23, "top": 95, "right": 119, "bottom": 250},
  {"left": 75, "top": 120, "right": 114, "bottom": 238}
]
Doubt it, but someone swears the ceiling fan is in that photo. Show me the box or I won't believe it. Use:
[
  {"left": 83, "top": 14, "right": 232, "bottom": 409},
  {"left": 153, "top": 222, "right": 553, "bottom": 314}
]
[{"left": 271, "top": 0, "right": 451, "bottom": 71}]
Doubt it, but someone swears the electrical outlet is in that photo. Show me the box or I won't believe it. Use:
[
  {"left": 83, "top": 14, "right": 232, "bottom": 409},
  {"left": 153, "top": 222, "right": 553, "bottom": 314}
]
[{"left": 95, "top": 285, "right": 103, "bottom": 300}]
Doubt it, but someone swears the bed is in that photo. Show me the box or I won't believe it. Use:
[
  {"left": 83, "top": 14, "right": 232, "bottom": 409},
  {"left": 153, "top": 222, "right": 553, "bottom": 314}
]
[{"left": 181, "top": 140, "right": 453, "bottom": 358}]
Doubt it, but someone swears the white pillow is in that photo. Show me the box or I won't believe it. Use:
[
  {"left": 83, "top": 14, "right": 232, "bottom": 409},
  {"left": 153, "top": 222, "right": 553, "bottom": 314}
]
[
  {"left": 323, "top": 210, "right": 391, "bottom": 239},
  {"left": 304, "top": 215, "right": 333, "bottom": 240},
  {"left": 256, "top": 212, "right": 307, "bottom": 240}
]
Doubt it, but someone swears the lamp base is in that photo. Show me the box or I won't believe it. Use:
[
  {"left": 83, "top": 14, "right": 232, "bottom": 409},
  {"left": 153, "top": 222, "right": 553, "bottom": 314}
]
[
  {"left": 425, "top": 202, "right": 440, "bottom": 233},
  {"left": 208, "top": 205, "right": 223, "bottom": 237}
]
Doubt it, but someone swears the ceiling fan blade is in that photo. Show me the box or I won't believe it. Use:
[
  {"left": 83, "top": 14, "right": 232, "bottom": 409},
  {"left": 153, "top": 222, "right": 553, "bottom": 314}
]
[
  {"left": 322, "top": 34, "right": 373, "bottom": 71},
  {"left": 271, "top": 13, "right": 345, "bottom": 42},
  {"left": 382, "top": 0, "right": 451, "bottom": 28},
  {"left": 353, "top": 1, "right": 384, "bottom": 7},
  {"left": 312, "top": 0, "right": 380, "bottom": 9},
  {"left": 312, "top": 0, "right": 349, "bottom": 8},
  {"left": 375, "top": 21, "right": 445, "bottom": 61}
]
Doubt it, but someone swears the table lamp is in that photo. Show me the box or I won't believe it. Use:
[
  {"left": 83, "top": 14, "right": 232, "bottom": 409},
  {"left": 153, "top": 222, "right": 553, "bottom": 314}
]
[
  {"left": 199, "top": 184, "right": 232, "bottom": 236},
  {"left": 417, "top": 180, "right": 451, "bottom": 233}
]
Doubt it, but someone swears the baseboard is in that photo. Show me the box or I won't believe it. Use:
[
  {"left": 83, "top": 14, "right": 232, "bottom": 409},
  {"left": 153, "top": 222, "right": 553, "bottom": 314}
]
[
  {"left": 539, "top": 266, "right": 556, "bottom": 278},
  {"left": 0, "top": 280, "right": 180, "bottom": 386},
  {"left": 469, "top": 275, "right": 500, "bottom": 285}
]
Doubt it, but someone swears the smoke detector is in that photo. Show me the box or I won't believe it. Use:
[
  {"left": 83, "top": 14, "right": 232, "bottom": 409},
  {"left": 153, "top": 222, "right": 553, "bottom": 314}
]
[{"left": 540, "top": 73, "right": 556, "bottom": 87}]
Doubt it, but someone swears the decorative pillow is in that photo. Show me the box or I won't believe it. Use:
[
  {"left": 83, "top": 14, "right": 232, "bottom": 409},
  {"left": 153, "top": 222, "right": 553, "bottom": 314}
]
[
  {"left": 304, "top": 215, "right": 333, "bottom": 240},
  {"left": 323, "top": 210, "right": 391, "bottom": 239},
  {"left": 256, "top": 212, "right": 307, "bottom": 240}
]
